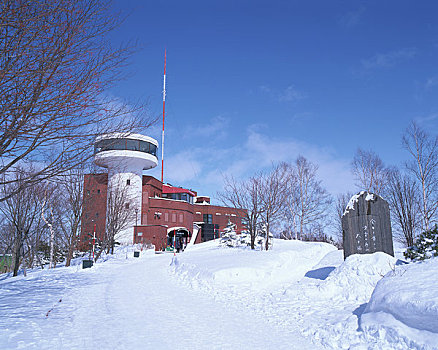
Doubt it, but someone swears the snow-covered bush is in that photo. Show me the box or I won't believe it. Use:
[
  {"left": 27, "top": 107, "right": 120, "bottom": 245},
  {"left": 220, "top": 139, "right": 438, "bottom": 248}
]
[
  {"left": 219, "top": 221, "right": 274, "bottom": 250},
  {"left": 239, "top": 231, "right": 252, "bottom": 246},
  {"left": 404, "top": 226, "right": 438, "bottom": 261},
  {"left": 35, "top": 241, "right": 67, "bottom": 266},
  {"left": 219, "top": 220, "right": 239, "bottom": 247},
  {"left": 256, "top": 224, "right": 273, "bottom": 250}
]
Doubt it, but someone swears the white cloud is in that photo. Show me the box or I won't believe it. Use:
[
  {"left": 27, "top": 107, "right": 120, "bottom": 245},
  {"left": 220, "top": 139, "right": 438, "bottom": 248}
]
[
  {"left": 278, "top": 85, "right": 306, "bottom": 102},
  {"left": 361, "top": 48, "right": 417, "bottom": 69},
  {"left": 339, "top": 6, "right": 365, "bottom": 28},
  {"left": 190, "top": 115, "right": 230, "bottom": 139},
  {"left": 158, "top": 122, "right": 356, "bottom": 202},
  {"left": 290, "top": 112, "right": 312, "bottom": 123},
  {"left": 414, "top": 113, "right": 438, "bottom": 133},
  {"left": 259, "top": 85, "right": 271, "bottom": 93},
  {"left": 170, "top": 127, "right": 355, "bottom": 199},
  {"left": 426, "top": 77, "right": 438, "bottom": 89},
  {"left": 258, "top": 84, "right": 306, "bottom": 103},
  {"left": 164, "top": 150, "right": 202, "bottom": 183},
  {"left": 240, "top": 129, "right": 354, "bottom": 195}
]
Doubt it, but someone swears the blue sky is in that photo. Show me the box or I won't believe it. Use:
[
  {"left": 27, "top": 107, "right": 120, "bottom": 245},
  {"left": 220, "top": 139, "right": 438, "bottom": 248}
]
[{"left": 108, "top": 0, "right": 438, "bottom": 201}]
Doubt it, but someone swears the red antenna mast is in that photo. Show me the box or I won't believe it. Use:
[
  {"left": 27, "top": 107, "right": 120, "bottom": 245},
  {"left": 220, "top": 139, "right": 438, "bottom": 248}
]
[{"left": 161, "top": 49, "right": 166, "bottom": 184}]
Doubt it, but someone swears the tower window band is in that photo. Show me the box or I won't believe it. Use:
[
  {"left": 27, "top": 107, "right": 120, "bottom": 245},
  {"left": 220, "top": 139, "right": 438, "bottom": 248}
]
[{"left": 94, "top": 138, "right": 157, "bottom": 157}]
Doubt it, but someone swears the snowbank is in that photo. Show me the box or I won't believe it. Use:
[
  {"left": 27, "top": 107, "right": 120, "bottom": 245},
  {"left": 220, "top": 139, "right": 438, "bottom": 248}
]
[
  {"left": 171, "top": 239, "right": 337, "bottom": 291},
  {"left": 361, "top": 257, "right": 438, "bottom": 349},
  {"left": 315, "top": 252, "right": 397, "bottom": 302}
]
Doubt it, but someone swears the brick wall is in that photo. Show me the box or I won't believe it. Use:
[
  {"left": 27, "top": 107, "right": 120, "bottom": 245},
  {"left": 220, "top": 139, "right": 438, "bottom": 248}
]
[
  {"left": 81, "top": 174, "right": 247, "bottom": 250},
  {"left": 134, "top": 225, "right": 168, "bottom": 251},
  {"left": 194, "top": 204, "right": 247, "bottom": 238},
  {"left": 80, "top": 173, "right": 108, "bottom": 250}
]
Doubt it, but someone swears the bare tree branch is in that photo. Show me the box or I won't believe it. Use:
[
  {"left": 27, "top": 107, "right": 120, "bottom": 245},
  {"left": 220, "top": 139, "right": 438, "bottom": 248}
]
[
  {"left": 284, "top": 156, "right": 332, "bottom": 240},
  {"left": 402, "top": 121, "right": 438, "bottom": 231},
  {"left": 351, "top": 148, "right": 387, "bottom": 195},
  {"left": 0, "top": 0, "right": 156, "bottom": 201},
  {"left": 386, "top": 167, "right": 420, "bottom": 247}
]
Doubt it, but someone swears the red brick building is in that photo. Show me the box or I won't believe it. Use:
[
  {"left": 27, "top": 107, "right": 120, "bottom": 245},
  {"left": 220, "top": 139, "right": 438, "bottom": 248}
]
[{"left": 81, "top": 174, "right": 246, "bottom": 251}]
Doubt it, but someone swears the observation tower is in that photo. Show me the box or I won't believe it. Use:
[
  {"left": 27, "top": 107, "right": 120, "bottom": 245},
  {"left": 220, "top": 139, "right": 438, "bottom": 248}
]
[{"left": 94, "top": 133, "right": 158, "bottom": 243}]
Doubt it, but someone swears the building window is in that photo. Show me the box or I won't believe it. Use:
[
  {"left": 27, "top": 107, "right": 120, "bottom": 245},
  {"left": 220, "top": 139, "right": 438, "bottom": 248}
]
[
  {"left": 172, "top": 213, "right": 177, "bottom": 222},
  {"left": 165, "top": 213, "right": 169, "bottom": 222},
  {"left": 94, "top": 138, "right": 157, "bottom": 157},
  {"left": 179, "top": 214, "right": 183, "bottom": 223},
  {"left": 127, "top": 179, "right": 131, "bottom": 185},
  {"left": 95, "top": 212, "right": 99, "bottom": 218},
  {"left": 87, "top": 190, "right": 90, "bottom": 195},
  {"left": 97, "top": 189, "right": 101, "bottom": 194},
  {"left": 203, "top": 214, "right": 212, "bottom": 224},
  {"left": 125, "top": 203, "right": 130, "bottom": 209}
]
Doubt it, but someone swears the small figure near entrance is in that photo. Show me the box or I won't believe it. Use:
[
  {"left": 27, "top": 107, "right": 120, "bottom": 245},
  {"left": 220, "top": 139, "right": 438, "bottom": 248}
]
[{"left": 166, "top": 227, "right": 189, "bottom": 253}]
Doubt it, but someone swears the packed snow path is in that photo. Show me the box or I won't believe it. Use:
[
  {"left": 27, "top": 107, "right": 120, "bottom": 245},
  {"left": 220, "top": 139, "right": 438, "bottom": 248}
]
[
  {"left": 0, "top": 250, "right": 320, "bottom": 350},
  {"left": 2, "top": 240, "right": 436, "bottom": 349}
]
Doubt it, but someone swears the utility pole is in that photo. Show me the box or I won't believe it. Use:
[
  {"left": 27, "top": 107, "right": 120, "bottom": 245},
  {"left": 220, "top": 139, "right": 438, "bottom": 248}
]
[
  {"left": 161, "top": 49, "right": 166, "bottom": 184},
  {"left": 92, "top": 223, "right": 96, "bottom": 261}
]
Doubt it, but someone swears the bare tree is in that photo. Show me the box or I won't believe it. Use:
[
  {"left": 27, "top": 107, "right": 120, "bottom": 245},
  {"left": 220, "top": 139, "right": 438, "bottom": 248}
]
[
  {"left": 0, "top": 170, "right": 46, "bottom": 276},
  {"left": 283, "top": 166, "right": 300, "bottom": 240},
  {"left": 40, "top": 188, "right": 56, "bottom": 268},
  {"left": 402, "top": 122, "right": 438, "bottom": 231},
  {"left": 0, "top": 220, "right": 14, "bottom": 273},
  {"left": 0, "top": 0, "right": 155, "bottom": 201},
  {"left": 55, "top": 168, "right": 86, "bottom": 266},
  {"left": 219, "top": 174, "right": 263, "bottom": 249},
  {"left": 385, "top": 168, "right": 420, "bottom": 247},
  {"left": 352, "top": 148, "right": 387, "bottom": 195},
  {"left": 100, "top": 180, "right": 137, "bottom": 257},
  {"left": 285, "top": 156, "right": 332, "bottom": 240},
  {"left": 334, "top": 191, "right": 354, "bottom": 245},
  {"left": 259, "top": 164, "right": 288, "bottom": 250}
]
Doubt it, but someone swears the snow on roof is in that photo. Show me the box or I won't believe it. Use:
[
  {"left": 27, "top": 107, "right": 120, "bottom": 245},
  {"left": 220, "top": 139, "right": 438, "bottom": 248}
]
[
  {"left": 162, "top": 184, "right": 196, "bottom": 197},
  {"left": 166, "top": 226, "right": 189, "bottom": 234},
  {"left": 194, "top": 201, "right": 210, "bottom": 205}
]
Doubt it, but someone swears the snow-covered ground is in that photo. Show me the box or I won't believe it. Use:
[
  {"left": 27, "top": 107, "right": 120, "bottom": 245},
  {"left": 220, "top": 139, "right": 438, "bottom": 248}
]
[{"left": 0, "top": 240, "right": 437, "bottom": 349}]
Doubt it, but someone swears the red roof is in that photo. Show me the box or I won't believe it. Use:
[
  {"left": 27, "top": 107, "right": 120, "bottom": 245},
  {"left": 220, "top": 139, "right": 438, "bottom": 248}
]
[{"left": 162, "top": 184, "right": 197, "bottom": 197}]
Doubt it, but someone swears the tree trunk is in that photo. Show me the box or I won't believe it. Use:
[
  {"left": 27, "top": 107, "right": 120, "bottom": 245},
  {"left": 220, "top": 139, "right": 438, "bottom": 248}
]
[
  {"left": 35, "top": 252, "right": 45, "bottom": 270},
  {"left": 65, "top": 243, "right": 74, "bottom": 267},
  {"left": 250, "top": 227, "right": 256, "bottom": 250},
  {"left": 110, "top": 237, "right": 115, "bottom": 255},
  {"left": 422, "top": 179, "right": 429, "bottom": 231},
  {"left": 12, "top": 241, "right": 21, "bottom": 277},
  {"left": 265, "top": 222, "right": 270, "bottom": 251},
  {"left": 49, "top": 223, "right": 54, "bottom": 269}
]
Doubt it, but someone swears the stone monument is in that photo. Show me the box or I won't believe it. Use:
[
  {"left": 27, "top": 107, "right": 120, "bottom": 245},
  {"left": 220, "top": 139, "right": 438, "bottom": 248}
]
[{"left": 342, "top": 191, "right": 394, "bottom": 259}]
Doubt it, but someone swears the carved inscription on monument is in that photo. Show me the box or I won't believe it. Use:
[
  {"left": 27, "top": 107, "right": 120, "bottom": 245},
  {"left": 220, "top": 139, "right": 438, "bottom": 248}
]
[{"left": 342, "top": 191, "right": 394, "bottom": 259}]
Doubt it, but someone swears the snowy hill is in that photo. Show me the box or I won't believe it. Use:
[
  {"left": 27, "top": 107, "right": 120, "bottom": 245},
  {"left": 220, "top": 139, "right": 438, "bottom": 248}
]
[{"left": 0, "top": 240, "right": 437, "bottom": 349}]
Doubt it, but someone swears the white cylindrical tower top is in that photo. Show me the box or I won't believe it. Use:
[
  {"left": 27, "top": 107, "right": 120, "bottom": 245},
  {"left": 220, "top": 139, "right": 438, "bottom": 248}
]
[{"left": 94, "top": 133, "right": 159, "bottom": 171}]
